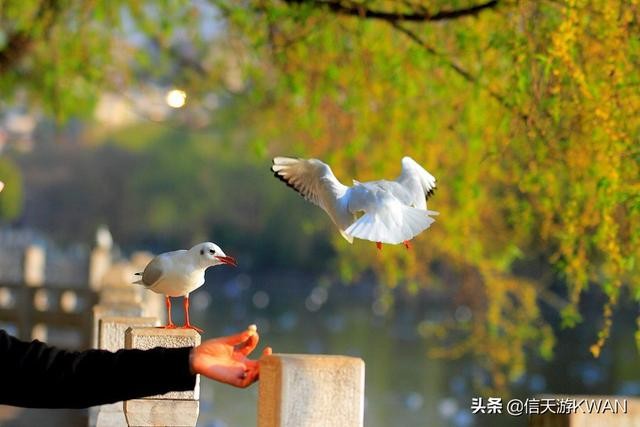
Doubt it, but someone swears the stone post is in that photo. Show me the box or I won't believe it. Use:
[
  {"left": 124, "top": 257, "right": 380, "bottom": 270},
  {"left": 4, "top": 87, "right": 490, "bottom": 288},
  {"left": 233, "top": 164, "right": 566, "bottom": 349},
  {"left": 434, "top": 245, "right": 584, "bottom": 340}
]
[
  {"left": 99, "top": 286, "right": 144, "bottom": 307},
  {"left": 92, "top": 305, "right": 145, "bottom": 348},
  {"left": 99, "top": 317, "right": 160, "bottom": 352},
  {"left": 98, "top": 262, "right": 144, "bottom": 306},
  {"left": 89, "top": 247, "right": 112, "bottom": 291},
  {"left": 123, "top": 328, "right": 201, "bottom": 427},
  {"left": 94, "top": 317, "right": 160, "bottom": 427},
  {"left": 23, "top": 245, "right": 45, "bottom": 287},
  {"left": 258, "top": 354, "right": 365, "bottom": 427},
  {"left": 96, "top": 261, "right": 163, "bottom": 322},
  {"left": 89, "top": 305, "right": 146, "bottom": 426},
  {"left": 22, "top": 245, "right": 45, "bottom": 341},
  {"left": 128, "top": 252, "right": 165, "bottom": 322}
]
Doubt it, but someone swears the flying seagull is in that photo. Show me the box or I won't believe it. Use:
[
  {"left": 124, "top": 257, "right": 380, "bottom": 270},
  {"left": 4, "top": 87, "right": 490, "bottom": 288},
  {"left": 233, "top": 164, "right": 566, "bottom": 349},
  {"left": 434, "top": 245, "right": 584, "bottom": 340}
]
[
  {"left": 134, "top": 242, "right": 237, "bottom": 332},
  {"left": 271, "top": 156, "right": 438, "bottom": 250}
]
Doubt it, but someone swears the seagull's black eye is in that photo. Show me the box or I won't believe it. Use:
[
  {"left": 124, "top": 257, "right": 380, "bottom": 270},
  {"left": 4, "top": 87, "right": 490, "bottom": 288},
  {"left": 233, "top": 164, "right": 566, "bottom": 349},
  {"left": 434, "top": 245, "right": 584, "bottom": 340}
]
[
  {"left": 209, "top": 249, "right": 215, "bottom": 255},
  {"left": 200, "top": 249, "right": 205, "bottom": 255}
]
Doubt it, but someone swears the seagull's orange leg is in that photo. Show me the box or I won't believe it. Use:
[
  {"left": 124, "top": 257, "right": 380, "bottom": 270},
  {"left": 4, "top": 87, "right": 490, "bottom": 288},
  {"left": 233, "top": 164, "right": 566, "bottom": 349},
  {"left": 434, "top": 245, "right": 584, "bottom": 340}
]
[
  {"left": 403, "top": 240, "right": 412, "bottom": 250},
  {"left": 164, "top": 296, "right": 176, "bottom": 329},
  {"left": 376, "top": 242, "right": 383, "bottom": 251},
  {"left": 182, "top": 295, "right": 204, "bottom": 333}
]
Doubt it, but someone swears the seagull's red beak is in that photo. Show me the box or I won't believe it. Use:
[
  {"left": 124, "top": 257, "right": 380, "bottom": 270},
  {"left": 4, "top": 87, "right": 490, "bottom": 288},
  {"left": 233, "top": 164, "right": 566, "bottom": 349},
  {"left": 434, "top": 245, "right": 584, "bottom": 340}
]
[{"left": 216, "top": 255, "right": 237, "bottom": 267}]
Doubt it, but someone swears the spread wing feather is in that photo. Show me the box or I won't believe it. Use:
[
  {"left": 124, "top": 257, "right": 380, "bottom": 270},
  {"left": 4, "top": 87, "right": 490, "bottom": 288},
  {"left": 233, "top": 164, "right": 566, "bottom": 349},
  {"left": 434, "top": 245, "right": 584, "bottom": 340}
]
[
  {"left": 395, "top": 156, "right": 437, "bottom": 209},
  {"left": 271, "top": 157, "right": 354, "bottom": 242}
]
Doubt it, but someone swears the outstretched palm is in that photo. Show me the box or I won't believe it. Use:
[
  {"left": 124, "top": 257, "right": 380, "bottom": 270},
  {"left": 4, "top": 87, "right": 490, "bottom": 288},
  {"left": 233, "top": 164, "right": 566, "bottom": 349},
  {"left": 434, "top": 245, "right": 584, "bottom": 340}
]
[{"left": 190, "top": 329, "right": 272, "bottom": 388}]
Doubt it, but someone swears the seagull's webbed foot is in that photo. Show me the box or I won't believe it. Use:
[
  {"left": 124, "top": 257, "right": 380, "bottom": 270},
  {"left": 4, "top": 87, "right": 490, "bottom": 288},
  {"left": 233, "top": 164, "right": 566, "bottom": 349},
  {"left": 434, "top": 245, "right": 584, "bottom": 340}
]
[
  {"left": 163, "top": 323, "right": 178, "bottom": 329},
  {"left": 403, "top": 240, "right": 412, "bottom": 250},
  {"left": 376, "top": 242, "right": 383, "bottom": 251},
  {"left": 182, "top": 323, "right": 204, "bottom": 333}
]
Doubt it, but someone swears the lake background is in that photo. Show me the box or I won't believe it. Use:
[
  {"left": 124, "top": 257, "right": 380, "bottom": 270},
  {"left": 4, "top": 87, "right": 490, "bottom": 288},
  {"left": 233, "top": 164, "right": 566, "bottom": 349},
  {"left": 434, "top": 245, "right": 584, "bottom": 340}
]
[{"left": 188, "top": 271, "right": 640, "bottom": 427}]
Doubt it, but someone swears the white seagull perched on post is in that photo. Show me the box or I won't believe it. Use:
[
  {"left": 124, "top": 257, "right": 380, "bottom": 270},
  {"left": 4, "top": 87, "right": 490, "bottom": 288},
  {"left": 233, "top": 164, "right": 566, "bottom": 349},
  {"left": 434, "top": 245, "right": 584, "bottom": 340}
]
[
  {"left": 134, "top": 242, "right": 237, "bottom": 332},
  {"left": 271, "top": 156, "right": 438, "bottom": 250}
]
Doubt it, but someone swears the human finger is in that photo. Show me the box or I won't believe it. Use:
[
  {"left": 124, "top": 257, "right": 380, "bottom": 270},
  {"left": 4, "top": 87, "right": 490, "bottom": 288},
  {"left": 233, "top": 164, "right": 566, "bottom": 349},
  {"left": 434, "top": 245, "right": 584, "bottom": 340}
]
[
  {"left": 217, "top": 330, "right": 253, "bottom": 346},
  {"left": 237, "top": 332, "right": 259, "bottom": 356}
]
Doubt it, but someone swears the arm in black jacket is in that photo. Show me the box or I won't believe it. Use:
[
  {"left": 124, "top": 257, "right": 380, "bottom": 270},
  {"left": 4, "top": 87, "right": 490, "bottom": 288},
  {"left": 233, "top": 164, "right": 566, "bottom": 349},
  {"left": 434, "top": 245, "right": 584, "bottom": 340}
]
[{"left": 0, "top": 329, "right": 196, "bottom": 408}]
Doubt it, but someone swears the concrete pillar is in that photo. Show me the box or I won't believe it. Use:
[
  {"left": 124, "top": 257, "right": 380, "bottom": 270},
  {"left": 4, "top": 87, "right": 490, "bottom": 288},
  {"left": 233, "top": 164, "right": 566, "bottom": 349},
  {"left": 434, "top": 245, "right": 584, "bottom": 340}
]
[
  {"left": 258, "top": 354, "right": 365, "bottom": 427},
  {"left": 123, "top": 400, "right": 199, "bottom": 427},
  {"left": 130, "top": 252, "right": 154, "bottom": 272},
  {"left": 88, "top": 305, "right": 151, "bottom": 426},
  {"left": 99, "top": 317, "right": 159, "bottom": 352},
  {"left": 99, "top": 286, "right": 144, "bottom": 307},
  {"left": 141, "top": 292, "right": 165, "bottom": 324},
  {"left": 89, "top": 247, "right": 112, "bottom": 291},
  {"left": 124, "top": 328, "right": 201, "bottom": 427},
  {"left": 23, "top": 245, "right": 45, "bottom": 287},
  {"left": 97, "top": 261, "right": 164, "bottom": 322},
  {"left": 23, "top": 245, "right": 46, "bottom": 341},
  {"left": 95, "top": 317, "right": 159, "bottom": 427},
  {"left": 92, "top": 305, "right": 145, "bottom": 348}
]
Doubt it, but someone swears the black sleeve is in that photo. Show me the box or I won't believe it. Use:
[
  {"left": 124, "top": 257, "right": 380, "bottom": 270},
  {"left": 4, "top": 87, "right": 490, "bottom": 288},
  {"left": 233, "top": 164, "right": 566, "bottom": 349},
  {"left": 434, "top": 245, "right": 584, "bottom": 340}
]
[{"left": 0, "top": 329, "right": 197, "bottom": 408}]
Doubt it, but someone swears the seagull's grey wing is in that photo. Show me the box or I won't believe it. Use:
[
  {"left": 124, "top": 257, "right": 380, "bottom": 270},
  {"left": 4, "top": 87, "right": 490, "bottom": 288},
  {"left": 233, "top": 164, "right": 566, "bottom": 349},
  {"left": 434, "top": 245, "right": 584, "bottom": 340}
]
[
  {"left": 139, "top": 256, "right": 166, "bottom": 287},
  {"left": 272, "top": 157, "right": 354, "bottom": 241},
  {"left": 395, "top": 156, "right": 436, "bottom": 209}
]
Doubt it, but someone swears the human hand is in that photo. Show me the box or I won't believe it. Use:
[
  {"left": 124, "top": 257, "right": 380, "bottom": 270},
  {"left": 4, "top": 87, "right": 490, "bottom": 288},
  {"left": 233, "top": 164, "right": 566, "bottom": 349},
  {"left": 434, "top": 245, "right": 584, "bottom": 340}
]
[{"left": 189, "top": 328, "right": 272, "bottom": 388}]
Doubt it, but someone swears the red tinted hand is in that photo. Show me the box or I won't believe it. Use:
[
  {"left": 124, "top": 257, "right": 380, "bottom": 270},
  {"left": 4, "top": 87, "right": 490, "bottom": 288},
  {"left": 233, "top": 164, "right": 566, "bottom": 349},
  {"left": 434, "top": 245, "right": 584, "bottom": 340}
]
[{"left": 190, "top": 329, "right": 272, "bottom": 388}]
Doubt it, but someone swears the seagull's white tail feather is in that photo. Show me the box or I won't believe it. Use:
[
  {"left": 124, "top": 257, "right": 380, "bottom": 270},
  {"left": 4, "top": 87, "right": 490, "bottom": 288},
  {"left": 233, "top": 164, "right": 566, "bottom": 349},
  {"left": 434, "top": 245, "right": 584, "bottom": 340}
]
[{"left": 345, "top": 202, "right": 437, "bottom": 244}]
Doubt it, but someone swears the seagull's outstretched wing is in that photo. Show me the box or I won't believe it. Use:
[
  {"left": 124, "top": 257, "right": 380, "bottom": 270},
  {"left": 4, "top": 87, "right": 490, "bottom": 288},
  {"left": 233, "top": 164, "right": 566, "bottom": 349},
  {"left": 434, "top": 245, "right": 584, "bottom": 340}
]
[
  {"left": 272, "top": 157, "right": 354, "bottom": 242},
  {"left": 395, "top": 156, "right": 436, "bottom": 210}
]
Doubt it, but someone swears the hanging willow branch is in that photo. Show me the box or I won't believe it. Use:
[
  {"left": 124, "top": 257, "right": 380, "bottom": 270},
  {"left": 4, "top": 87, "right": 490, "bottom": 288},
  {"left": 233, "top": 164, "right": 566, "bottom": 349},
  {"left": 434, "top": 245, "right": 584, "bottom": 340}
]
[
  {"left": 281, "top": 1, "right": 534, "bottom": 121},
  {"left": 389, "top": 21, "right": 527, "bottom": 121}
]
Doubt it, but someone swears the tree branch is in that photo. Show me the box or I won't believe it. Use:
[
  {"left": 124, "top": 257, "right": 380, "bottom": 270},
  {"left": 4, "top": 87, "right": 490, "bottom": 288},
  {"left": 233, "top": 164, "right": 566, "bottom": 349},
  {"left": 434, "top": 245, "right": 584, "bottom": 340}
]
[
  {"left": 0, "top": 0, "right": 61, "bottom": 75},
  {"left": 388, "top": 22, "right": 551, "bottom": 148},
  {"left": 389, "top": 22, "right": 515, "bottom": 114},
  {"left": 283, "top": 0, "right": 500, "bottom": 23},
  {"left": 0, "top": 33, "right": 33, "bottom": 74}
]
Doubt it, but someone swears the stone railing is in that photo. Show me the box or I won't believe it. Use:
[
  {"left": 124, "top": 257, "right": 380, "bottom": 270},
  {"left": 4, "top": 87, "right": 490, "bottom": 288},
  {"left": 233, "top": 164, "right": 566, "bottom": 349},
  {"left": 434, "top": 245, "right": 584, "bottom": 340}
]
[
  {"left": 92, "top": 294, "right": 366, "bottom": 425},
  {"left": 89, "top": 251, "right": 195, "bottom": 427},
  {"left": 0, "top": 236, "right": 367, "bottom": 426},
  {"left": 89, "top": 252, "right": 366, "bottom": 427},
  {"left": 0, "top": 244, "right": 100, "bottom": 346}
]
